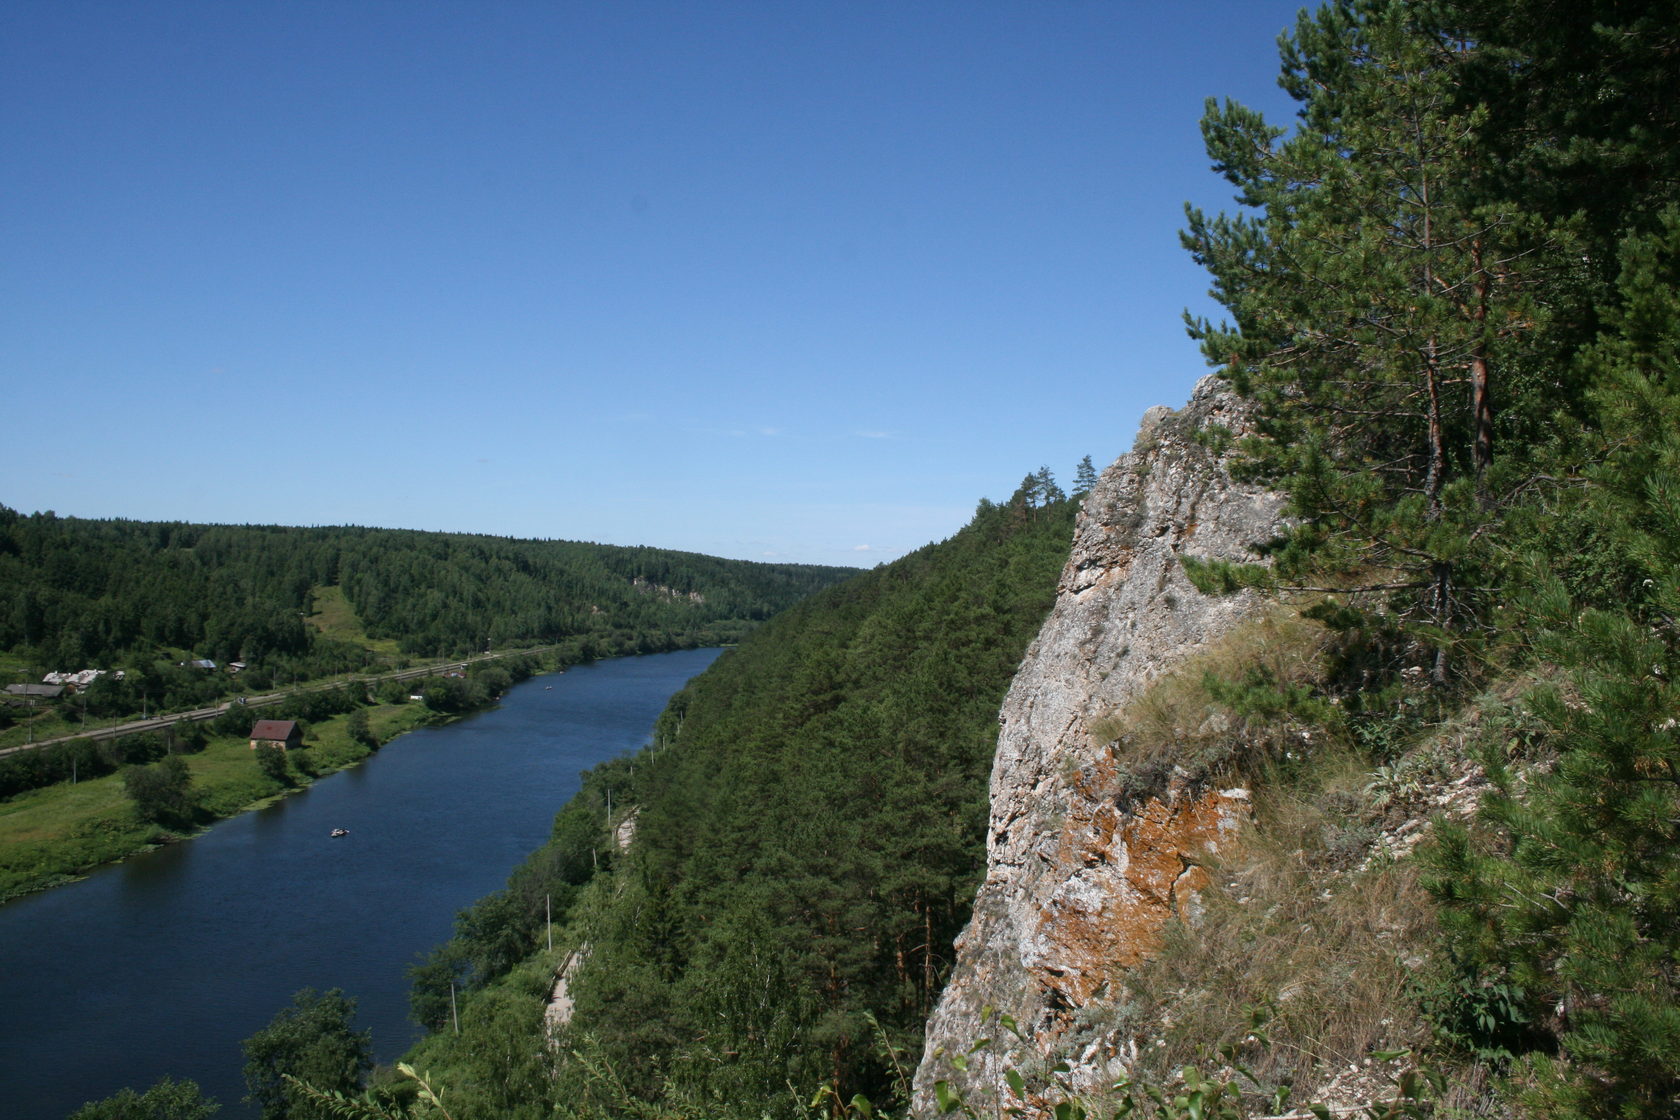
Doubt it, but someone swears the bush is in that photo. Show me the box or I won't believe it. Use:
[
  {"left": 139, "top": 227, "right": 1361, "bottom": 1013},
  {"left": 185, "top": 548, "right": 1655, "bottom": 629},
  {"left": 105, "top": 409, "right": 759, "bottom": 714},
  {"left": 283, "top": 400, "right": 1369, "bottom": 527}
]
[
  {"left": 346, "top": 709, "right": 376, "bottom": 749},
  {"left": 254, "top": 745, "right": 290, "bottom": 785},
  {"left": 123, "top": 756, "right": 195, "bottom": 827},
  {"left": 68, "top": 1075, "right": 218, "bottom": 1120}
]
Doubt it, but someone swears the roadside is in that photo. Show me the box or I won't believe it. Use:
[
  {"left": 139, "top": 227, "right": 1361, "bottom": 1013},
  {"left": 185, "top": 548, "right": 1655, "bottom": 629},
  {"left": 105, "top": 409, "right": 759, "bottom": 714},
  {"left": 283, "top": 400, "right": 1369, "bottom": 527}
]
[{"left": 0, "top": 646, "right": 552, "bottom": 759}]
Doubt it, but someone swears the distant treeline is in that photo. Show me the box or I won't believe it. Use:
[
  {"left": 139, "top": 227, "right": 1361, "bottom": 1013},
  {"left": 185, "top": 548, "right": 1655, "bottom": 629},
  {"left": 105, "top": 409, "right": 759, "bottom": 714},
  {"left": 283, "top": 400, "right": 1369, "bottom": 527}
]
[
  {"left": 399, "top": 481, "right": 1079, "bottom": 1119},
  {"left": 0, "top": 505, "right": 855, "bottom": 694}
]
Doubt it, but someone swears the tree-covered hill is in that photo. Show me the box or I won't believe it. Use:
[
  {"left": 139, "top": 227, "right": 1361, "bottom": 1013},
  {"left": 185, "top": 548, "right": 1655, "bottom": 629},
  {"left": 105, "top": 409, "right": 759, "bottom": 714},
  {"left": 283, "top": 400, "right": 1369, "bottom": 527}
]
[
  {"left": 393, "top": 481, "right": 1079, "bottom": 1120},
  {"left": 0, "top": 506, "right": 854, "bottom": 696}
]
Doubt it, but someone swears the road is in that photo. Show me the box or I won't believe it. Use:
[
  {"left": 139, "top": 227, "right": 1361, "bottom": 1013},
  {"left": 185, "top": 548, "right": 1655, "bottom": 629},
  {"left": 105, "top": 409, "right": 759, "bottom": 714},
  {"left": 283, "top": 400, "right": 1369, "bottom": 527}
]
[{"left": 0, "top": 647, "right": 552, "bottom": 759}]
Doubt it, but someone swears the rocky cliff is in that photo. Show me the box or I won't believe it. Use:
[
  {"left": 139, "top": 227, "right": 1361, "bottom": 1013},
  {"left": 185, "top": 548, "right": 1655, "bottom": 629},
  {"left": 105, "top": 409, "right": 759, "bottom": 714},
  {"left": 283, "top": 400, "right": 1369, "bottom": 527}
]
[{"left": 913, "top": 374, "right": 1288, "bottom": 1110}]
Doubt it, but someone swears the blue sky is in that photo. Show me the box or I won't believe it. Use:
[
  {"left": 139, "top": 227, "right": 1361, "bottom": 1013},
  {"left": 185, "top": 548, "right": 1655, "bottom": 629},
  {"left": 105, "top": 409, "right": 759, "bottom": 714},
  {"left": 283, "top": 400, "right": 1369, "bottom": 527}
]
[{"left": 3, "top": 0, "right": 1303, "bottom": 566}]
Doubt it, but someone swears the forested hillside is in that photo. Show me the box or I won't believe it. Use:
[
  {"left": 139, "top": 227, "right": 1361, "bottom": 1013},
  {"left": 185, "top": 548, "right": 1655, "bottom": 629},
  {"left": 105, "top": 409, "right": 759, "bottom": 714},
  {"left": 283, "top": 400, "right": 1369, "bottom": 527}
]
[
  {"left": 391, "top": 481, "right": 1079, "bottom": 1120},
  {"left": 0, "top": 507, "right": 853, "bottom": 710}
]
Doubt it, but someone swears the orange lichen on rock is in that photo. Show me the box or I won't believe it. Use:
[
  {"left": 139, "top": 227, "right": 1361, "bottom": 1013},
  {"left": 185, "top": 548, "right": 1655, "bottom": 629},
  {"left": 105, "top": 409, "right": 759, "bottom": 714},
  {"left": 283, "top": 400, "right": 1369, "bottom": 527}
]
[{"left": 1028, "top": 784, "right": 1249, "bottom": 1007}]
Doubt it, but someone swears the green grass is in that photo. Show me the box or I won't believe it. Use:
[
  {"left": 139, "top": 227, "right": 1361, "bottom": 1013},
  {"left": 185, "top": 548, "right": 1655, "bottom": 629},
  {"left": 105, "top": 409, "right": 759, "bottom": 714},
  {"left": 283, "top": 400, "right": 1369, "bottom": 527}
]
[
  {"left": 0, "top": 704, "right": 133, "bottom": 751},
  {"left": 308, "top": 584, "right": 404, "bottom": 657},
  {"left": 0, "top": 652, "right": 36, "bottom": 680},
  {"left": 0, "top": 700, "right": 434, "bottom": 901},
  {"left": 0, "top": 770, "right": 160, "bottom": 896}
]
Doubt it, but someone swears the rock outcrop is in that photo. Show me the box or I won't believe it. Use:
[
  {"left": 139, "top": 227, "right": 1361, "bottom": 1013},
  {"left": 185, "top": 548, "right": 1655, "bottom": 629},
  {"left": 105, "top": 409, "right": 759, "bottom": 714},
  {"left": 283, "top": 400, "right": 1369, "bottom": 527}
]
[{"left": 913, "top": 375, "right": 1288, "bottom": 1111}]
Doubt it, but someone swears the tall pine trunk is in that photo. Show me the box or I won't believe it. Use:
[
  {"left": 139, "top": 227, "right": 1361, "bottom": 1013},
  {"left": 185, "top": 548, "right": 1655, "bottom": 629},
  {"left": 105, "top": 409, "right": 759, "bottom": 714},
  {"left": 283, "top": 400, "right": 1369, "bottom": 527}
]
[{"left": 1470, "top": 238, "right": 1494, "bottom": 498}]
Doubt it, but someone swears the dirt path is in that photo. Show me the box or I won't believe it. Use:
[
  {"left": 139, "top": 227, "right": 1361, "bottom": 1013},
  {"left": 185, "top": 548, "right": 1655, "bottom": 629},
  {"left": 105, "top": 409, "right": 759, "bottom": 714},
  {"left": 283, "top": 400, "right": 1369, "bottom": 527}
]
[
  {"left": 545, "top": 809, "right": 637, "bottom": 1030},
  {"left": 545, "top": 945, "right": 588, "bottom": 1029}
]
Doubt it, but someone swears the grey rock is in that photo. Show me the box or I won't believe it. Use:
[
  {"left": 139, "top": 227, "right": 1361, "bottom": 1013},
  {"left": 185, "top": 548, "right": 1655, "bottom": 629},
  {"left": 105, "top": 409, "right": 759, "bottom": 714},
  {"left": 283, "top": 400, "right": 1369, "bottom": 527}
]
[{"left": 912, "top": 374, "right": 1286, "bottom": 1112}]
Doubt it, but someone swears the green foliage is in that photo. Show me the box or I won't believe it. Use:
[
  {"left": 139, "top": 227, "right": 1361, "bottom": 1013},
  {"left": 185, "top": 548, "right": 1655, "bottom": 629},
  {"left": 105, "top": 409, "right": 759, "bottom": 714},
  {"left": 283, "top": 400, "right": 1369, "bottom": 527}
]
[
  {"left": 280, "top": 1063, "right": 454, "bottom": 1120},
  {"left": 1182, "top": 0, "right": 1581, "bottom": 673},
  {"left": 254, "top": 744, "right": 291, "bottom": 785},
  {"left": 0, "top": 734, "right": 129, "bottom": 800},
  {"left": 1178, "top": 556, "right": 1273, "bottom": 597},
  {"left": 345, "top": 709, "right": 375, "bottom": 749},
  {"left": 1073, "top": 455, "right": 1099, "bottom": 498},
  {"left": 122, "top": 754, "right": 195, "bottom": 827},
  {"left": 68, "top": 1076, "right": 220, "bottom": 1120},
  {"left": 1446, "top": 0, "right": 1680, "bottom": 255},
  {"left": 1174, "top": 2, "right": 1680, "bottom": 1109},
  {"left": 1420, "top": 208, "right": 1680, "bottom": 1118},
  {"left": 1409, "top": 959, "right": 1536, "bottom": 1067},
  {"left": 1170, "top": 3, "right": 1680, "bottom": 1096},
  {"left": 242, "top": 988, "right": 373, "bottom": 1120}
]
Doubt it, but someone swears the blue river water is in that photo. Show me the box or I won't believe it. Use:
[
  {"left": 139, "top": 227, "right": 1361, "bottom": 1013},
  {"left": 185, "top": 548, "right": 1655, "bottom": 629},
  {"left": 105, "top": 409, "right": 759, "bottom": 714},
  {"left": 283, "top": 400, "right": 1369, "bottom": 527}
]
[{"left": 0, "top": 647, "right": 722, "bottom": 1120}]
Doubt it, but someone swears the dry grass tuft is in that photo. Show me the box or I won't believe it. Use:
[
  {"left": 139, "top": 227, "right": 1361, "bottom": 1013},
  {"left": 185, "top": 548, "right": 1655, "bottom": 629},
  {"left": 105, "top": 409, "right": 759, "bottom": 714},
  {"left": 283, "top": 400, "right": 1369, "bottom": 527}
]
[
  {"left": 1115, "top": 752, "right": 1439, "bottom": 1099},
  {"left": 1085, "top": 605, "right": 1337, "bottom": 791}
]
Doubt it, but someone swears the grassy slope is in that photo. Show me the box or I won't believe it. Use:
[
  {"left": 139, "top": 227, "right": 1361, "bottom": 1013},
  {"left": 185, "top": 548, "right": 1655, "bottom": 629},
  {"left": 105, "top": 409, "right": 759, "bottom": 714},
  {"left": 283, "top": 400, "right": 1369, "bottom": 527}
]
[
  {"left": 307, "top": 584, "right": 404, "bottom": 658},
  {"left": 1056, "top": 598, "right": 1524, "bottom": 1114}
]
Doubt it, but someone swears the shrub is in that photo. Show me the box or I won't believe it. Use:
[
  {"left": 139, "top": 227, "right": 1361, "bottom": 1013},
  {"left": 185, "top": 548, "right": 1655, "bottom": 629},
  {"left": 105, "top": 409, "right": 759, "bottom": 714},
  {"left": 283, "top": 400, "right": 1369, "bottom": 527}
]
[
  {"left": 123, "top": 755, "right": 195, "bottom": 827},
  {"left": 254, "top": 745, "right": 290, "bottom": 785}
]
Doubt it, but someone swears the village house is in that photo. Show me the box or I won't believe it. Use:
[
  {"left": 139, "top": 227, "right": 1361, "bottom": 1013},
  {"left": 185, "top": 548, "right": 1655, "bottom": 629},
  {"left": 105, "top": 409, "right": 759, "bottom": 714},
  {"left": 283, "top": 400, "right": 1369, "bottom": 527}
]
[
  {"left": 42, "top": 669, "right": 117, "bottom": 690},
  {"left": 248, "top": 719, "right": 303, "bottom": 751},
  {"left": 5, "top": 683, "right": 64, "bottom": 700}
]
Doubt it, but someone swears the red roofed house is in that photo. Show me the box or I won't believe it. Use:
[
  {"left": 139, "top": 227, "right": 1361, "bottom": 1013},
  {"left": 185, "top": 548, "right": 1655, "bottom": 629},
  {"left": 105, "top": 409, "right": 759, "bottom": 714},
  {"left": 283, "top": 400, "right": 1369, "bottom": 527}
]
[{"left": 249, "top": 720, "right": 303, "bottom": 751}]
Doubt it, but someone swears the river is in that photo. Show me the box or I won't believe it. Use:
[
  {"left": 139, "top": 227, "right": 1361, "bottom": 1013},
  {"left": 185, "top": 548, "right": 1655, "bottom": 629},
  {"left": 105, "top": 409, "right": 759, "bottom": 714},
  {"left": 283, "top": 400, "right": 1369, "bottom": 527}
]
[{"left": 0, "top": 647, "right": 722, "bottom": 1120}]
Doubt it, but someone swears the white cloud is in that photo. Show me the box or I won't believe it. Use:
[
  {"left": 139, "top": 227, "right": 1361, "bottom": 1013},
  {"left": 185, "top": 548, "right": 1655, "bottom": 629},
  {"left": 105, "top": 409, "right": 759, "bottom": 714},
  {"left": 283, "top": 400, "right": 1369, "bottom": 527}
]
[
  {"left": 852, "top": 544, "right": 873, "bottom": 552},
  {"left": 854, "top": 429, "right": 892, "bottom": 439}
]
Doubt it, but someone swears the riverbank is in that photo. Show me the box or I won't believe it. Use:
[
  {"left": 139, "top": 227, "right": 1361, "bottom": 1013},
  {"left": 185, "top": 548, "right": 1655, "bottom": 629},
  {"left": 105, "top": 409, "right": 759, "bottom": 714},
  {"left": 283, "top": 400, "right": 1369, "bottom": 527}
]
[
  {"left": 0, "top": 699, "right": 437, "bottom": 902},
  {"left": 3, "top": 649, "right": 724, "bottom": 1120}
]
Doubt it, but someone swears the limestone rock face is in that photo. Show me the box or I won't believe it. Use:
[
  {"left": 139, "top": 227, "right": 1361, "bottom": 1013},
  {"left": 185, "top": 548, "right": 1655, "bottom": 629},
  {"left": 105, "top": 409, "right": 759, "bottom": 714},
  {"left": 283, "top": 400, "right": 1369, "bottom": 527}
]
[{"left": 912, "top": 375, "right": 1287, "bottom": 1111}]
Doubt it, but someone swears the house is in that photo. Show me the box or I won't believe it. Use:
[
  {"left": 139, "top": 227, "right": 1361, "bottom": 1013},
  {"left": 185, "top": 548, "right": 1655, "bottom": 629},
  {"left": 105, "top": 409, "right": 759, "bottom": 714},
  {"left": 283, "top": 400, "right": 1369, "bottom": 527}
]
[
  {"left": 5, "top": 683, "right": 64, "bottom": 700},
  {"left": 183, "top": 659, "right": 217, "bottom": 671},
  {"left": 249, "top": 719, "right": 303, "bottom": 751},
  {"left": 43, "top": 669, "right": 111, "bottom": 690}
]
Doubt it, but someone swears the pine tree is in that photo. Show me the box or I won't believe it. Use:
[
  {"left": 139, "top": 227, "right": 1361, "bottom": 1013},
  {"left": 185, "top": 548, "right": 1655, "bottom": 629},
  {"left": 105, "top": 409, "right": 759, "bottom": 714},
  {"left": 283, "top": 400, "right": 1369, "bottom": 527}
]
[
  {"left": 1446, "top": 0, "right": 1680, "bottom": 254},
  {"left": 1427, "top": 208, "right": 1680, "bottom": 1119},
  {"left": 1073, "top": 455, "right": 1098, "bottom": 498},
  {"left": 1181, "top": 0, "right": 1573, "bottom": 671},
  {"left": 1032, "top": 466, "right": 1065, "bottom": 506}
]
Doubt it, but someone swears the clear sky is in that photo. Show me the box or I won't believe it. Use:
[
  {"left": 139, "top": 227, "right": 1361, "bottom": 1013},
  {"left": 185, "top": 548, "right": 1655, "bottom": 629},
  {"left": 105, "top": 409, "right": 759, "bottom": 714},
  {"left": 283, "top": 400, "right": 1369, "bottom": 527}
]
[{"left": 3, "top": 0, "right": 1304, "bottom": 567}]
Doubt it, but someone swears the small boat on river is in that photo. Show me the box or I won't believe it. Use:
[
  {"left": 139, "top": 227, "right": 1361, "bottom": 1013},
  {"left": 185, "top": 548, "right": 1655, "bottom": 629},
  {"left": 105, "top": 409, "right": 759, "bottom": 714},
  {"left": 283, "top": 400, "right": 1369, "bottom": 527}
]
[{"left": 329, "top": 828, "right": 349, "bottom": 838}]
